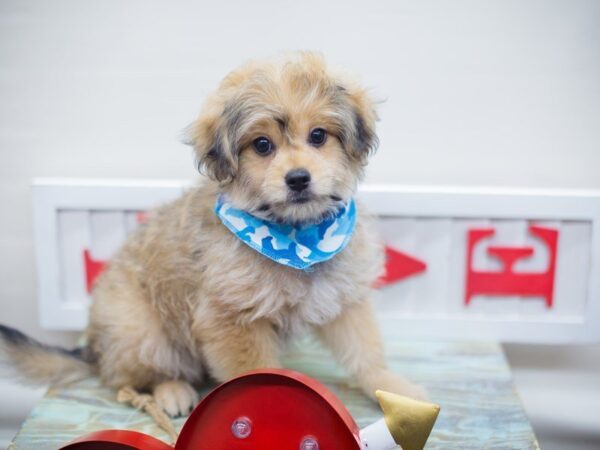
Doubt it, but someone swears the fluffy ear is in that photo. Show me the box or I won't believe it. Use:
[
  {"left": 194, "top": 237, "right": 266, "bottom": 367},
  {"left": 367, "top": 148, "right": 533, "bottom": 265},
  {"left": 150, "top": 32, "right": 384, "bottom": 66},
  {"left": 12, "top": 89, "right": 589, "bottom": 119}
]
[
  {"left": 338, "top": 85, "right": 379, "bottom": 163},
  {"left": 184, "top": 108, "right": 238, "bottom": 183}
]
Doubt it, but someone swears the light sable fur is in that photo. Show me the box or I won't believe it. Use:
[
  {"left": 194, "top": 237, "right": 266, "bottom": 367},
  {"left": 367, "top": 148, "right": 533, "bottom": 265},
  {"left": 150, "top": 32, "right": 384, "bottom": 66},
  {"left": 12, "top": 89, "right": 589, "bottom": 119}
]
[{"left": 1, "top": 53, "right": 425, "bottom": 417}]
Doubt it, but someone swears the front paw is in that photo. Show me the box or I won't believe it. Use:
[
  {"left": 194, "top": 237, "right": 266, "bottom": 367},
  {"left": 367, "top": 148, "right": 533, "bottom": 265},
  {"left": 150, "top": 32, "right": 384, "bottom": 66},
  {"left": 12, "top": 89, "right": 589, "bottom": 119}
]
[
  {"left": 153, "top": 380, "right": 199, "bottom": 417},
  {"left": 359, "top": 370, "right": 428, "bottom": 402}
]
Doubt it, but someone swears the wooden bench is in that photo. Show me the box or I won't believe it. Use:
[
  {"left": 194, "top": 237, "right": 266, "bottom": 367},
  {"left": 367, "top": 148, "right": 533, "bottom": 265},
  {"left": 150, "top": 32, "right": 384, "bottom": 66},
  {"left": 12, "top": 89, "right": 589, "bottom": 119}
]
[{"left": 9, "top": 337, "right": 539, "bottom": 449}]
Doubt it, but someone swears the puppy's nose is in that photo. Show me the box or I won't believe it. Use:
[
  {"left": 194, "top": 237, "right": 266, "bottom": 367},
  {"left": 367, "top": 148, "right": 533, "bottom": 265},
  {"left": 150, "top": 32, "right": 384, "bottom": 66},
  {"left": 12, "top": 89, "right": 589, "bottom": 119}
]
[{"left": 285, "top": 168, "right": 311, "bottom": 192}]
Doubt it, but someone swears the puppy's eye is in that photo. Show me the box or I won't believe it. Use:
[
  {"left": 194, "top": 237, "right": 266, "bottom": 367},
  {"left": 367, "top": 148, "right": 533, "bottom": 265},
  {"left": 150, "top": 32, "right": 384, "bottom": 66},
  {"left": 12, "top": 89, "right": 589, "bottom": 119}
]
[
  {"left": 308, "top": 128, "right": 327, "bottom": 147},
  {"left": 252, "top": 136, "right": 274, "bottom": 156}
]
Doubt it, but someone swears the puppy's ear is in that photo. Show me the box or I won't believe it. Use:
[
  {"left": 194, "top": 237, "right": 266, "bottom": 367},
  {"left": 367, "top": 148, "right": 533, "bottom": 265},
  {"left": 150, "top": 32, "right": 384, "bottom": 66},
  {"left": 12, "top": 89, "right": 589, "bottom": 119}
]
[
  {"left": 184, "top": 108, "right": 238, "bottom": 183},
  {"left": 337, "top": 85, "right": 379, "bottom": 163}
]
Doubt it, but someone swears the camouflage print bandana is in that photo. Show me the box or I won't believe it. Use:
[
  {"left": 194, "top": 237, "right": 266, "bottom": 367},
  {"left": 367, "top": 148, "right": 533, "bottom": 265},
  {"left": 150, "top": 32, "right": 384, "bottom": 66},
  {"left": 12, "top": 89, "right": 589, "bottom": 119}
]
[{"left": 215, "top": 196, "right": 357, "bottom": 270}]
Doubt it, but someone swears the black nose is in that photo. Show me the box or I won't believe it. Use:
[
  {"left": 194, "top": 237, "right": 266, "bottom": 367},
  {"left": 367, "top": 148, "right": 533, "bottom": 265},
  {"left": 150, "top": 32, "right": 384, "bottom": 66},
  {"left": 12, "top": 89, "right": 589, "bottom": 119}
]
[{"left": 285, "top": 168, "right": 311, "bottom": 192}]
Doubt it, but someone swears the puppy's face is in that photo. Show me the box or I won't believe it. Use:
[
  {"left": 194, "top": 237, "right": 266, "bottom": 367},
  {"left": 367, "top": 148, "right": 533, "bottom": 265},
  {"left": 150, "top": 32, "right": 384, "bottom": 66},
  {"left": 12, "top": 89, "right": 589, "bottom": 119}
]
[{"left": 188, "top": 53, "right": 378, "bottom": 223}]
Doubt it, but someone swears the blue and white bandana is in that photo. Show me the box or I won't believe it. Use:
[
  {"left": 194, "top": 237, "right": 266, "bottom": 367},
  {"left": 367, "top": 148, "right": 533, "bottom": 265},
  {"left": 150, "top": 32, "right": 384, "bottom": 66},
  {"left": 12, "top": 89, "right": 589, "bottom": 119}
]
[{"left": 215, "top": 196, "right": 357, "bottom": 270}]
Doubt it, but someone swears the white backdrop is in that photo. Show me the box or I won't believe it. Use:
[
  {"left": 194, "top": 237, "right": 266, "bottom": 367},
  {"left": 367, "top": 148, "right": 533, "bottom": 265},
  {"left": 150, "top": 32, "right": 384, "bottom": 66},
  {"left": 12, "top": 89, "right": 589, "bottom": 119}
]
[{"left": 1, "top": 1, "right": 599, "bottom": 448}]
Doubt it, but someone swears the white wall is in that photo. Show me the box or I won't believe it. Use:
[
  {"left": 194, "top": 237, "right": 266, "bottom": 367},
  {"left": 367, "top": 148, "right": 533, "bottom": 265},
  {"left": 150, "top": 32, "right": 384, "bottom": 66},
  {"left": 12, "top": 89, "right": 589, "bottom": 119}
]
[{"left": 1, "top": 0, "right": 599, "bottom": 448}]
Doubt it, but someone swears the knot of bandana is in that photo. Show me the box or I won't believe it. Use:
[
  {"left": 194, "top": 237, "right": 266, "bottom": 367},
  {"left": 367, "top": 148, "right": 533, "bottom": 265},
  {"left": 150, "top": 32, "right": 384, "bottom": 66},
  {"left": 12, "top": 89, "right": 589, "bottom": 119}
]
[{"left": 215, "top": 196, "right": 357, "bottom": 270}]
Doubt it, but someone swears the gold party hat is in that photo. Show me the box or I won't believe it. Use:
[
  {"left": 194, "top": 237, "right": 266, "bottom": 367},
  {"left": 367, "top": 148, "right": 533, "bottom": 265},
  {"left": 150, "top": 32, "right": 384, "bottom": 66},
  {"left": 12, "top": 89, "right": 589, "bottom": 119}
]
[{"left": 375, "top": 390, "right": 440, "bottom": 450}]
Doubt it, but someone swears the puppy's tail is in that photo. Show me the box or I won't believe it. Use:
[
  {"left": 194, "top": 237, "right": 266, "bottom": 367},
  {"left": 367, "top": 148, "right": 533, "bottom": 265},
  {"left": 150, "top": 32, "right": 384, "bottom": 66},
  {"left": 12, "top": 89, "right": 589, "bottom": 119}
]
[{"left": 0, "top": 324, "right": 95, "bottom": 386}]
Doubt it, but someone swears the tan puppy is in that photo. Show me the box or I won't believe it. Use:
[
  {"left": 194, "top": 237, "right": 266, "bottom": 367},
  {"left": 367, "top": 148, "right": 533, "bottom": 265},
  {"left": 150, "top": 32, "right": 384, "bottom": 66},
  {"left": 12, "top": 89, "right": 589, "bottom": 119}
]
[{"left": 0, "top": 52, "right": 425, "bottom": 417}]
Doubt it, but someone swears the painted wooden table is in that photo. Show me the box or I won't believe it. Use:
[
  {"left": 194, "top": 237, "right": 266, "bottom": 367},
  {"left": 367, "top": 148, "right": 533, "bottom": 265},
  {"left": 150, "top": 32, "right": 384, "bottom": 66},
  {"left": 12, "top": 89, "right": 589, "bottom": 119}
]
[{"left": 9, "top": 338, "right": 539, "bottom": 449}]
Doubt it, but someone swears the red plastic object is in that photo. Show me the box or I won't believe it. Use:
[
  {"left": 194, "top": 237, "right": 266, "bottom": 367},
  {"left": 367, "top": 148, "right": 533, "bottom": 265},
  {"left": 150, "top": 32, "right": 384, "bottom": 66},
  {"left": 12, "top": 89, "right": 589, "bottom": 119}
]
[
  {"left": 83, "top": 249, "right": 106, "bottom": 294},
  {"left": 465, "top": 225, "right": 558, "bottom": 307},
  {"left": 61, "top": 429, "right": 172, "bottom": 450},
  {"left": 59, "top": 369, "right": 362, "bottom": 450},
  {"left": 375, "top": 246, "right": 427, "bottom": 288}
]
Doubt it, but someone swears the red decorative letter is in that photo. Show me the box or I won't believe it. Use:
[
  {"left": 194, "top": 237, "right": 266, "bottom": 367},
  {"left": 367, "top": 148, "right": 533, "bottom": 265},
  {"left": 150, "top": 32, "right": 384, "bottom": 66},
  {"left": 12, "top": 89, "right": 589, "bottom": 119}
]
[{"left": 465, "top": 225, "right": 558, "bottom": 307}]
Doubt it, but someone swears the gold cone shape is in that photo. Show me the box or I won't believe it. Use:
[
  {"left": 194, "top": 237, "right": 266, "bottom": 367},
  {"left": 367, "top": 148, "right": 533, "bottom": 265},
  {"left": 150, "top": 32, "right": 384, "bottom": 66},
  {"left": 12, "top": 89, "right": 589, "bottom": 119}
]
[{"left": 375, "top": 390, "right": 440, "bottom": 450}]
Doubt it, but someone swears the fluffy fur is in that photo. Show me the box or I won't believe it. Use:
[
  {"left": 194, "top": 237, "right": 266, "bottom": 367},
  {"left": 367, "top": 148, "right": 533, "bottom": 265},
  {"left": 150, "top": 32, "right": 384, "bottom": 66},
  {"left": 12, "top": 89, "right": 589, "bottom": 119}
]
[{"left": 0, "top": 52, "right": 425, "bottom": 417}]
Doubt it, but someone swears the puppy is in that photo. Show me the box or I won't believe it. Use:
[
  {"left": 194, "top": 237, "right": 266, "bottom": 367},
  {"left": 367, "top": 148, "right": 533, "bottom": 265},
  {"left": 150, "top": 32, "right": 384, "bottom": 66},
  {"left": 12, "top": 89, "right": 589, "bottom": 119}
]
[{"left": 0, "top": 52, "right": 425, "bottom": 417}]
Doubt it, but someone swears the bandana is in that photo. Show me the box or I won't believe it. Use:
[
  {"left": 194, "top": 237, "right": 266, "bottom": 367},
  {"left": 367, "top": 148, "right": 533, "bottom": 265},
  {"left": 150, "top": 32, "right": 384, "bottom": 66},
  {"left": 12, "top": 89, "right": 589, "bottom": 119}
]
[{"left": 215, "top": 196, "right": 357, "bottom": 270}]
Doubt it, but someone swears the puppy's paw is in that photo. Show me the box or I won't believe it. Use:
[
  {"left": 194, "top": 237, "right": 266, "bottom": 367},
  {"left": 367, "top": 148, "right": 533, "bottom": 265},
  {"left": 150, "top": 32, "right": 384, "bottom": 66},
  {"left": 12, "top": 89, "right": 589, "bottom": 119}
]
[
  {"left": 359, "top": 370, "right": 429, "bottom": 402},
  {"left": 153, "top": 380, "right": 199, "bottom": 417}
]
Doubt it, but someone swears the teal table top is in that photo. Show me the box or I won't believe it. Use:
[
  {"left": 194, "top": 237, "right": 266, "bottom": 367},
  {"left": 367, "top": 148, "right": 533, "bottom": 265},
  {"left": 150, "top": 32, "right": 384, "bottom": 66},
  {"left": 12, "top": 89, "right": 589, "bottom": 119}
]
[{"left": 9, "top": 338, "right": 539, "bottom": 449}]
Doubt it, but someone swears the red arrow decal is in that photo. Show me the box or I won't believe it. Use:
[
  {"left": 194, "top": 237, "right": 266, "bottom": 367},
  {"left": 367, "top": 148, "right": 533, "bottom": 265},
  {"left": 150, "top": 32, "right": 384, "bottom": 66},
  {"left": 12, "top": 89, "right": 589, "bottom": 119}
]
[
  {"left": 82, "top": 211, "right": 148, "bottom": 295},
  {"left": 83, "top": 249, "right": 107, "bottom": 294},
  {"left": 375, "top": 246, "right": 427, "bottom": 288}
]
